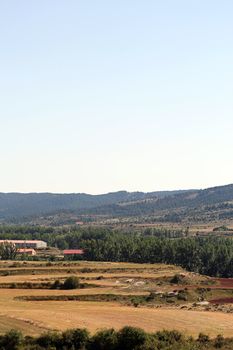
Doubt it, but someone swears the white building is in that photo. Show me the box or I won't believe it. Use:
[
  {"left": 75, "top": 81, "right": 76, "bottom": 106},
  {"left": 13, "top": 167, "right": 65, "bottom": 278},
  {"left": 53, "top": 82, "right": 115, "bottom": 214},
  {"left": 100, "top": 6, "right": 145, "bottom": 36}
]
[{"left": 0, "top": 240, "right": 47, "bottom": 249}]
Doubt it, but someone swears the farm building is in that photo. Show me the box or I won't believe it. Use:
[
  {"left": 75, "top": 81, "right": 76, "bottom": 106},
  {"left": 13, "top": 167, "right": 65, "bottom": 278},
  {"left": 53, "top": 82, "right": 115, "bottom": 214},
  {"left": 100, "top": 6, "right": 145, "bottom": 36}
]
[
  {"left": 0, "top": 240, "right": 47, "bottom": 249},
  {"left": 75, "top": 221, "right": 84, "bottom": 225},
  {"left": 17, "top": 248, "right": 37, "bottom": 256},
  {"left": 63, "top": 249, "right": 84, "bottom": 256}
]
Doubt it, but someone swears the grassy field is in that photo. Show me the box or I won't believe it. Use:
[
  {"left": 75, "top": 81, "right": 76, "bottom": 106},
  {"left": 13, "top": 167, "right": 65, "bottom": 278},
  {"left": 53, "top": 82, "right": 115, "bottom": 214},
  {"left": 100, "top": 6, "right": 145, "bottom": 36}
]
[{"left": 0, "top": 261, "right": 232, "bottom": 337}]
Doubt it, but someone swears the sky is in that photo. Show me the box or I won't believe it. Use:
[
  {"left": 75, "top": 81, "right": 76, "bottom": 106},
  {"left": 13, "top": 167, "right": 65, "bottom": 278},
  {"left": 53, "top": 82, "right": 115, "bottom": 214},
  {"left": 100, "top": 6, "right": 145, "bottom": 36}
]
[{"left": 0, "top": 1, "right": 233, "bottom": 194}]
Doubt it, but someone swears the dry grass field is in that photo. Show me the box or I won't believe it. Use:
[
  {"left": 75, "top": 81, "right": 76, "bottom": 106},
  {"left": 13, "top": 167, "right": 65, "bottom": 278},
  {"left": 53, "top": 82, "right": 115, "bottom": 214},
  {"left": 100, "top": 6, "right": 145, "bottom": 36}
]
[{"left": 0, "top": 261, "right": 232, "bottom": 337}]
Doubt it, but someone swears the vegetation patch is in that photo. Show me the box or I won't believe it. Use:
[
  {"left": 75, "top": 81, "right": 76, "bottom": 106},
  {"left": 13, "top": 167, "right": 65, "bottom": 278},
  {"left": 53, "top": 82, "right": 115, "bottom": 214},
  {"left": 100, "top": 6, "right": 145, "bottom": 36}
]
[
  {"left": 15, "top": 288, "right": 230, "bottom": 306},
  {"left": 15, "top": 293, "right": 145, "bottom": 304},
  {"left": 0, "top": 326, "right": 233, "bottom": 350},
  {"left": 0, "top": 277, "right": 97, "bottom": 290},
  {"left": 0, "top": 226, "right": 233, "bottom": 277}
]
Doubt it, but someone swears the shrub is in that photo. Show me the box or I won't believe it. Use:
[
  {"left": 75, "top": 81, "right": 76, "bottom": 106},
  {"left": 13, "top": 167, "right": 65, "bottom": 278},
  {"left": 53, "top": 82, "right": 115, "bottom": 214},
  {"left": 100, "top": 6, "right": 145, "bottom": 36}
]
[
  {"left": 214, "top": 334, "right": 225, "bottom": 348},
  {"left": 0, "top": 329, "right": 23, "bottom": 350},
  {"left": 3, "top": 271, "right": 10, "bottom": 276},
  {"left": 170, "top": 274, "right": 183, "bottom": 284},
  {"left": 197, "top": 333, "right": 210, "bottom": 344},
  {"left": 117, "top": 326, "right": 147, "bottom": 350},
  {"left": 177, "top": 293, "right": 188, "bottom": 301},
  {"left": 146, "top": 292, "right": 156, "bottom": 302},
  {"left": 155, "top": 330, "right": 183, "bottom": 344},
  {"left": 81, "top": 268, "right": 91, "bottom": 273},
  {"left": 130, "top": 297, "right": 142, "bottom": 307},
  {"left": 62, "top": 328, "right": 89, "bottom": 349},
  {"left": 63, "top": 276, "right": 80, "bottom": 289},
  {"left": 96, "top": 275, "right": 104, "bottom": 280},
  {"left": 51, "top": 279, "right": 62, "bottom": 289},
  {"left": 88, "top": 328, "right": 118, "bottom": 350},
  {"left": 26, "top": 282, "right": 33, "bottom": 289},
  {"left": 36, "top": 331, "right": 61, "bottom": 348}
]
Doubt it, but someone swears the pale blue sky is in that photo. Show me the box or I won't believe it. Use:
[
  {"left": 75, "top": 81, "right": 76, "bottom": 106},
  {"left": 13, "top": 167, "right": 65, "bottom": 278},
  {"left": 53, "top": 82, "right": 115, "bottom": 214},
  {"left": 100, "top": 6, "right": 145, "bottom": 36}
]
[{"left": 0, "top": 1, "right": 233, "bottom": 193}]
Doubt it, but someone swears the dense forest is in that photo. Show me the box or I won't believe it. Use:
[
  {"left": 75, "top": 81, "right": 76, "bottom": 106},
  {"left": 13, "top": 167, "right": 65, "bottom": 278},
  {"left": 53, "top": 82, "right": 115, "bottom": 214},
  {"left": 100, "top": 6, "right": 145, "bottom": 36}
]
[
  {"left": 70, "top": 231, "right": 233, "bottom": 277},
  {"left": 0, "top": 226, "right": 232, "bottom": 277}
]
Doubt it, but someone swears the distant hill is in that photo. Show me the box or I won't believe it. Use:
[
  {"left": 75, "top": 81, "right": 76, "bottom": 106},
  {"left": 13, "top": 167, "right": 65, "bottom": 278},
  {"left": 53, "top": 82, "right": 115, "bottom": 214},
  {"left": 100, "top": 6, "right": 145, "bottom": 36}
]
[
  {"left": 0, "top": 189, "right": 190, "bottom": 220},
  {"left": 0, "top": 184, "right": 233, "bottom": 223}
]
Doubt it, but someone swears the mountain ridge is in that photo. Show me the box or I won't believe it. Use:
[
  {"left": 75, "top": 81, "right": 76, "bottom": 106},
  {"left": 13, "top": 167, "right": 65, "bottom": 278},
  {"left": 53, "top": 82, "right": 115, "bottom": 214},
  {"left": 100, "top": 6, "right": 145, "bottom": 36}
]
[
  {"left": 0, "top": 189, "right": 191, "bottom": 219},
  {"left": 0, "top": 184, "right": 233, "bottom": 221}
]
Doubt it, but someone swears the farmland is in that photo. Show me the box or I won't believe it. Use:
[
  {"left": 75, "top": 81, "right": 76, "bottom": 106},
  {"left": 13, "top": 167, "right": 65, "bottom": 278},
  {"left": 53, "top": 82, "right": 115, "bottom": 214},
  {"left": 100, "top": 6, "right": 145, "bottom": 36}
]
[{"left": 0, "top": 261, "right": 232, "bottom": 337}]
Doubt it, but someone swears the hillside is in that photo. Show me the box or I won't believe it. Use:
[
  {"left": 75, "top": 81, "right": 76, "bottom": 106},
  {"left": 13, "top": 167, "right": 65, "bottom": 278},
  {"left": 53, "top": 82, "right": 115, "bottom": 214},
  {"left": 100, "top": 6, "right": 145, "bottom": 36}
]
[
  {"left": 87, "top": 184, "right": 233, "bottom": 216},
  {"left": 0, "top": 190, "right": 189, "bottom": 220},
  {"left": 0, "top": 184, "right": 233, "bottom": 223}
]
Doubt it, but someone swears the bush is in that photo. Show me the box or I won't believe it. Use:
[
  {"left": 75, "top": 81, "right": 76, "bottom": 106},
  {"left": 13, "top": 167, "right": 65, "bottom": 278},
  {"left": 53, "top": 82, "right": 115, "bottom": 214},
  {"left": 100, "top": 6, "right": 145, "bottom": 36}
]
[
  {"left": 170, "top": 274, "right": 183, "bottom": 284},
  {"left": 146, "top": 292, "right": 156, "bottom": 302},
  {"left": 155, "top": 330, "right": 183, "bottom": 344},
  {"left": 130, "top": 296, "right": 143, "bottom": 307},
  {"left": 214, "top": 334, "right": 225, "bottom": 348},
  {"left": 63, "top": 276, "right": 80, "bottom": 289},
  {"left": 36, "top": 331, "right": 61, "bottom": 348},
  {"left": 62, "top": 328, "right": 89, "bottom": 349},
  {"left": 177, "top": 292, "right": 188, "bottom": 301},
  {"left": 88, "top": 328, "right": 118, "bottom": 350},
  {"left": 0, "top": 329, "right": 23, "bottom": 350},
  {"left": 117, "top": 326, "right": 147, "bottom": 350},
  {"left": 96, "top": 275, "right": 104, "bottom": 280},
  {"left": 197, "top": 333, "right": 210, "bottom": 344},
  {"left": 51, "top": 279, "right": 62, "bottom": 289}
]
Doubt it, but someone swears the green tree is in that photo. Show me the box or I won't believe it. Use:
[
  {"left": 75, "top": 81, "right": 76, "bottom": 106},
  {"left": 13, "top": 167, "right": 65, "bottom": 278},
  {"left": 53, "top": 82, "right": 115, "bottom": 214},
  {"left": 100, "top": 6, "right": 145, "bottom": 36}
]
[
  {"left": 0, "top": 242, "right": 17, "bottom": 260},
  {"left": 62, "top": 328, "right": 90, "bottom": 349},
  {"left": 0, "top": 329, "right": 23, "bottom": 350},
  {"left": 117, "top": 326, "right": 147, "bottom": 350},
  {"left": 88, "top": 328, "right": 118, "bottom": 350}
]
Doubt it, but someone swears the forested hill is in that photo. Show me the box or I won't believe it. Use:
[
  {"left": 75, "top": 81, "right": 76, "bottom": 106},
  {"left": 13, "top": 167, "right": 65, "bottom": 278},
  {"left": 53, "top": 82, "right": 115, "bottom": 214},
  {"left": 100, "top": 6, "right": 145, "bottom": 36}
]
[
  {"left": 0, "top": 184, "right": 233, "bottom": 221},
  {"left": 91, "top": 184, "right": 233, "bottom": 217},
  {"left": 0, "top": 189, "right": 189, "bottom": 220}
]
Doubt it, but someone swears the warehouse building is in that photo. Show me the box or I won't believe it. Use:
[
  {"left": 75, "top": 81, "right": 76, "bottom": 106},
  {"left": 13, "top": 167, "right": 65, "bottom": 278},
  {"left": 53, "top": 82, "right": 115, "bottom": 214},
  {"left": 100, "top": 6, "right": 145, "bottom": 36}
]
[{"left": 0, "top": 240, "right": 47, "bottom": 249}]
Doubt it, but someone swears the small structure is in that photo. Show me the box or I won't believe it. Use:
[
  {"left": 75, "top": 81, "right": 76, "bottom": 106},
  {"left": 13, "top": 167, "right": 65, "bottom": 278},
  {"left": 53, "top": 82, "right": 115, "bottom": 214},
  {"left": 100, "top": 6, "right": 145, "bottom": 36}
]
[
  {"left": 63, "top": 249, "right": 84, "bottom": 256},
  {"left": 75, "top": 221, "right": 84, "bottom": 226},
  {"left": 17, "top": 248, "right": 36, "bottom": 256}
]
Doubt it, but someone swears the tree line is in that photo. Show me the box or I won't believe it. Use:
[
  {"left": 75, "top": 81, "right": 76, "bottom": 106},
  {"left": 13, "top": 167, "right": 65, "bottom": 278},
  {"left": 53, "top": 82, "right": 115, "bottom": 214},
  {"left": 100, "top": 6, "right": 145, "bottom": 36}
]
[
  {"left": 0, "top": 327, "right": 232, "bottom": 350},
  {"left": 77, "top": 233, "right": 233, "bottom": 277},
  {"left": 0, "top": 225, "right": 232, "bottom": 277}
]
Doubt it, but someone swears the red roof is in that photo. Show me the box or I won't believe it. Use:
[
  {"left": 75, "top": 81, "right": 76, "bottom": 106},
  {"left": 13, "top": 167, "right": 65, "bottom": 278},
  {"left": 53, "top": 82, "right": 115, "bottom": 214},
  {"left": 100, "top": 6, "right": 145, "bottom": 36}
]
[{"left": 63, "top": 249, "right": 84, "bottom": 255}]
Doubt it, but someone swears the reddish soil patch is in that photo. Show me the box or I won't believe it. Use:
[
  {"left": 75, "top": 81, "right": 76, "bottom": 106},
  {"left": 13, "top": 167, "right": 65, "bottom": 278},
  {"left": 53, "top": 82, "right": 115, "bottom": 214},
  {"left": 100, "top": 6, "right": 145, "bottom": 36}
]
[
  {"left": 173, "top": 278, "right": 233, "bottom": 292},
  {"left": 210, "top": 297, "right": 233, "bottom": 304},
  {"left": 214, "top": 278, "right": 233, "bottom": 289}
]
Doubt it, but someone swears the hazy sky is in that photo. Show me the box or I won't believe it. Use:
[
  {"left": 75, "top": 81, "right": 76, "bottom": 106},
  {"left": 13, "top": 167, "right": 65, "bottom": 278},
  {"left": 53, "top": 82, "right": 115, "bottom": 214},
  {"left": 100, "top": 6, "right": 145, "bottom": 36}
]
[{"left": 1, "top": 1, "right": 233, "bottom": 194}]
